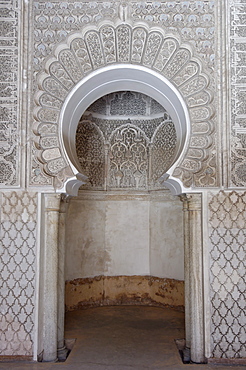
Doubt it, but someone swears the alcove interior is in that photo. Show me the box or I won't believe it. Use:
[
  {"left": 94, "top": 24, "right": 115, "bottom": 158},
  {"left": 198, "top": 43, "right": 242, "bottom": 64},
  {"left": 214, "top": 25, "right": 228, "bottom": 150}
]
[{"left": 64, "top": 91, "right": 185, "bottom": 312}]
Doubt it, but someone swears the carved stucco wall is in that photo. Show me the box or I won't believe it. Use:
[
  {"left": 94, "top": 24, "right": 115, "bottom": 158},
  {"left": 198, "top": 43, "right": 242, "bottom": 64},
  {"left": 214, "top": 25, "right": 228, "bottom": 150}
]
[
  {"left": 0, "top": 191, "right": 37, "bottom": 356},
  {"left": 208, "top": 190, "right": 246, "bottom": 359},
  {"left": 76, "top": 92, "right": 177, "bottom": 190},
  {"left": 0, "top": 1, "right": 245, "bottom": 189},
  {"left": 32, "top": 1, "right": 217, "bottom": 190},
  {"left": 0, "top": 0, "right": 21, "bottom": 187},
  {"left": 0, "top": 0, "right": 245, "bottom": 362},
  {"left": 229, "top": 1, "right": 246, "bottom": 187}
]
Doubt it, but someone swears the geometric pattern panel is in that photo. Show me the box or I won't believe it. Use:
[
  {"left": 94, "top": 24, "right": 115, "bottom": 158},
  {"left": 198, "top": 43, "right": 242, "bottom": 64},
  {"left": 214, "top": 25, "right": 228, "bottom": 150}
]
[
  {"left": 229, "top": 1, "right": 246, "bottom": 187},
  {"left": 32, "top": 5, "right": 216, "bottom": 189},
  {"left": 208, "top": 191, "right": 246, "bottom": 358},
  {"left": 0, "top": 191, "right": 37, "bottom": 356},
  {"left": 0, "top": 0, "right": 21, "bottom": 186}
]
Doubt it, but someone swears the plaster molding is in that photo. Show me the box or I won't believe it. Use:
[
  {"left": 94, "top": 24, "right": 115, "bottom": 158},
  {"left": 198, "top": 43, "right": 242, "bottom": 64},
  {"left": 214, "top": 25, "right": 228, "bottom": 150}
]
[
  {"left": 44, "top": 193, "right": 61, "bottom": 211},
  {"left": 32, "top": 19, "right": 216, "bottom": 193},
  {"left": 187, "top": 193, "right": 202, "bottom": 211}
]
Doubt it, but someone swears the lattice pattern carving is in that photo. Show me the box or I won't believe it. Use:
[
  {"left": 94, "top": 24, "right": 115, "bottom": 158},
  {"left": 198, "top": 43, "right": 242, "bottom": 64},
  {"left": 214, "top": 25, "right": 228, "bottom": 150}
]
[
  {"left": 0, "top": 191, "right": 37, "bottom": 356},
  {"left": 0, "top": 0, "right": 20, "bottom": 186},
  {"left": 87, "top": 91, "right": 165, "bottom": 118},
  {"left": 110, "top": 91, "right": 147, "bottom": 116},
  {"left": 91, "top": 116, "right": 165, "bottom": 142},
  {"left": 33, "top": 17, "right": 215, "bottom": 189},
  {"left": 130, "top": 1, "right": 215, "bottom": 68},
  {"left": 208, "top": 191, "right": 246, "bottom": 359},
  {"left": 76, "top": 120, "right": 105, "bottom": 189},
  {"left": 109, "top": 124, "right": 148, "bottom": 189},
  {"left": 229, "top": 2, "right": 246, "bottom": 187},
  {"left": 151, "top": 121, "right": 177, "bottom": 183},
  {"left": 76, "top": 104, "right": 177, "bottom": 190}
]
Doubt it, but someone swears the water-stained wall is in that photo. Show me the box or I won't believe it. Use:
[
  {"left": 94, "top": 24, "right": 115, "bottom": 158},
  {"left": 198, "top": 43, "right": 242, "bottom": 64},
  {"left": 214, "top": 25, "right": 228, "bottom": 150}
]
[{"left": 65, "top": 190, "right": 184, "bottom": 310}]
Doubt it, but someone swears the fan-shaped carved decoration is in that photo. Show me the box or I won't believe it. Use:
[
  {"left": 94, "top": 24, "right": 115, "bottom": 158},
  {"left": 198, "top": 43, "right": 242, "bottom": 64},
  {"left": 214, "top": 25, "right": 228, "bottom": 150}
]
[{"left": 34, "top": 21, "right": 214, "bottom": 188}]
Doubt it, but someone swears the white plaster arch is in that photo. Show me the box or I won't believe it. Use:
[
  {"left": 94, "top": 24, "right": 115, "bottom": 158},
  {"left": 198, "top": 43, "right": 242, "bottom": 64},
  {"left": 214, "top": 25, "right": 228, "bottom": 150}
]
[
  {"left": 60, "top": 64, "right": 190, "bottom": 195},
  {"left": 34, "top": 20, "right": 215, "bottom": 192}
]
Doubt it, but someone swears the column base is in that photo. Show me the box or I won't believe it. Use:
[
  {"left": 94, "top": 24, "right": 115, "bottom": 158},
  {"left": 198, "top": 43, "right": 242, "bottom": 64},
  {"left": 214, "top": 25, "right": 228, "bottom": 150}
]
[{"left": 57, "top": 346, "right": 69, "bottom": 362}]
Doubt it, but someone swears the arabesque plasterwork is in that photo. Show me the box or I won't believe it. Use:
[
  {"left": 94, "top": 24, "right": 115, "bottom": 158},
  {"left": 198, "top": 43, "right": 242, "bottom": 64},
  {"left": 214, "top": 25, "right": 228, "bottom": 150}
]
[
  {"left": 0, "top": 0, "right": 21, "bottom": 187},
  {"left": 228, "top": 1, "right": 246, "bottom": 187},
  {"left": 76, "top": 91, "right": 177, "bottom": 190},
  {"left": 32, "top": 6, "right": 217, "bottom": 189}
]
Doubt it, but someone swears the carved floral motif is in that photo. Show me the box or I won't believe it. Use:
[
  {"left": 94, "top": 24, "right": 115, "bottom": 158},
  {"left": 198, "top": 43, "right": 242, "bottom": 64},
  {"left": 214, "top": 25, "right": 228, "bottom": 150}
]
[
  {"left": 76, "top": 92, "right": 177, "bottom": 190},
  {"left": 229, "top": 2, "right": 246, "bottom": 187},
  {"left": 76, "top": 120, "right": 105, "bottom": 189},
  {"left": 109, "top": 124, "right": 148, "bottom": 189},
  {"left": 33, "top": 20, "right": 215, "bottom": 188},
  {"left": 0, "top": 0, "right": 20, "bottom": 186}
]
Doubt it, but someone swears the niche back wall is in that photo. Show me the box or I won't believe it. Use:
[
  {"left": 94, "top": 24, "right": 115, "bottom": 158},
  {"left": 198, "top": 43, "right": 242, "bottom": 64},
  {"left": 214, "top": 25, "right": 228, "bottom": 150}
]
[{"left": 65, "top": 190, "right": 184, "bottom": 310}]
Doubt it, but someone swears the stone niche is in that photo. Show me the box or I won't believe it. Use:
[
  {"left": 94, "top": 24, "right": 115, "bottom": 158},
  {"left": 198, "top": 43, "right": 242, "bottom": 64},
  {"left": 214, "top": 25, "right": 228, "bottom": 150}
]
[
  {"left": 65, "top": 190, "right": 184, "bottom": 311},
  {"left": 65, "top": 92, "right": 184, "bottom": 311}
]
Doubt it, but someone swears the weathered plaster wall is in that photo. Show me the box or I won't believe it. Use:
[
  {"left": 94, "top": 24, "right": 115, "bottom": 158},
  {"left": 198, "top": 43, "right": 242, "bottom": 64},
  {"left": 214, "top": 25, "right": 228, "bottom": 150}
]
[
  {"left": 65, "top": 276, "right": 184, "bottom": 311},
  {"left": 65, "top": 190, "right": 184, "bottom": 281},
  {"left": 150, "top": 192, "right": 184, "bottom": 279},
  {"left": 65, "top": 190, "right": 184, "bottom": 310}
]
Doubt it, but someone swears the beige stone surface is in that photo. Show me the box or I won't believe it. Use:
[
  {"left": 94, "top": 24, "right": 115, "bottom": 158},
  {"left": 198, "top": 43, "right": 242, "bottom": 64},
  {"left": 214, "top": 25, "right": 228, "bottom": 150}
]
[{"left": 65, "top": 275, "right": 184, "bottom": 311}]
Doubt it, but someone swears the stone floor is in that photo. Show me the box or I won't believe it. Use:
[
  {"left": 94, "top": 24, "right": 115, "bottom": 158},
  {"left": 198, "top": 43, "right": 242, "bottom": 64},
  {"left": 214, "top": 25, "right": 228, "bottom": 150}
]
[{"left": 0, "top": 306, "right": 244, "bottom": 369}]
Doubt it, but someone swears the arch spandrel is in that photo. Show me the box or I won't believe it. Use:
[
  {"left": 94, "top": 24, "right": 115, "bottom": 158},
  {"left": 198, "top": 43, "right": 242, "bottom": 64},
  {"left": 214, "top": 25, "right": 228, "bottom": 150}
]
[{"left": 33, "top": 20, "right": 215, "bottom": 194}]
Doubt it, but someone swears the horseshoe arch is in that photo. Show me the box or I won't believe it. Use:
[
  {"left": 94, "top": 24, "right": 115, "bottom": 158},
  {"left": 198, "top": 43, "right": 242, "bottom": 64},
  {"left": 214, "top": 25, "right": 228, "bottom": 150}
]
[{"left": 34, "top": 20, "right": 214, "bottom": 195}]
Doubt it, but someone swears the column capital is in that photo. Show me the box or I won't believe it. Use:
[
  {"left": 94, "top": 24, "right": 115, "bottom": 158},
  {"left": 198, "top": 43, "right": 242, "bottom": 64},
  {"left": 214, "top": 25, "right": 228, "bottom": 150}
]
[
  {"left": 44, "top": 193, "right": 61, "bottom": 211},
  {"left": 186, "top": 193, "right": 202, "bottom": 211},
  {"left": 179, "top": 194, "right": 189, "bottom": 211}
]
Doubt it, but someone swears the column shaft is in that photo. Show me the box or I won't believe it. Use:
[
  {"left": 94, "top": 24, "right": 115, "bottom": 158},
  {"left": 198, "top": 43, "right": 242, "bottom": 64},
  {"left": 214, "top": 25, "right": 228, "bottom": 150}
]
[
  {"left": 181, "top": 195, "right": 191, "bottom": 349},
  {"left": 42, "top": 194, "right": 61, "bottom": 362},
  {"left": 188, "top": 193, "right": 205, "bottom": 363},
  {"left": 57, "top": 198, "right": 69, "bottom": 360}
]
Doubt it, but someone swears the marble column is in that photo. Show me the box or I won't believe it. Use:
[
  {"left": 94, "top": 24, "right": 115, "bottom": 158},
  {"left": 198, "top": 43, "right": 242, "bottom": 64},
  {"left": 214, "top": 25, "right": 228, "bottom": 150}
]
[
  {"left": 42, "top": 193, "right": 61, "bottom": 362},
  {"left": 180, "top": 195, "right": 191, "bottom": 350},
  {"left": 187, "top": 193, "right": 205, "bottom": 363},
  {"left": 57, "top": 196, "right": 69, "bottom": 361}
]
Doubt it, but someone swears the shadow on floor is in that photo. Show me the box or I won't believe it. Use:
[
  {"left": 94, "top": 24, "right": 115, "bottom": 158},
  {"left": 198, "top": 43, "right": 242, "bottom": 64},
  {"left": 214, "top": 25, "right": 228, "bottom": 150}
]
[{"left": 0, "top": 306, "right": 244, "bottom": 369}]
